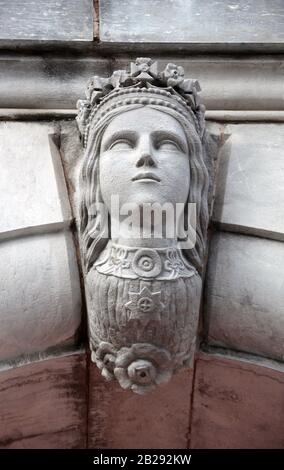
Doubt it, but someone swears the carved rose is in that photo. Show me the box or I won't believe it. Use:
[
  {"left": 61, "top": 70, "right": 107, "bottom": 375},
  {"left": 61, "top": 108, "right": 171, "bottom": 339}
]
[
  {"left": 161, "top": 63, "right": 185, "bottom": 87},
  {"left": 114, "top": 344, "right": 173, "bottom": 395},
  {"left": 94, "top": 341, "right": 117, "bottom": 381}
]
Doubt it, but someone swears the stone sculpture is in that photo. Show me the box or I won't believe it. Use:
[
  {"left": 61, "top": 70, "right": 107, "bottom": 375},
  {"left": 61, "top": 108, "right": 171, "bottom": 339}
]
[{"left": 76, "top": 58, "right": 211, "bottom": 394}]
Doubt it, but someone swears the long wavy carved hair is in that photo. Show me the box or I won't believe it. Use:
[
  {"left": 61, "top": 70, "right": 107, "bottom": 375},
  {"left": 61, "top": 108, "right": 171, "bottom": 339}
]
[{"left": 79, "top": 103, "right": 210, "bottom": 274}]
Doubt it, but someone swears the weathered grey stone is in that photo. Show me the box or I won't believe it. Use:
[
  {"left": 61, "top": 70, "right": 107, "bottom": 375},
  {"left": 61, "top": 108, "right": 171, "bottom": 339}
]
[
  {"left": 0, "top": 122, "right": 71, "bottom": 240},
  {"left": 205, "top": 232, "right": 284, "bottom": 361},
  {"left": 0, "top": 56, "right": 283, "bottom": 111},
  {"left": 0, "top": 0, "right": 94, "bottom": 41},
  {"left": 191, "top": 352, "right": 284, "bottom": 449},
  {"left": 76, "top": 58, "right": 213, "bottom": 393},
  {"left": 0, "top": 352, "right": 87, "bottom": 448},
  {"left": 100, "top": 0, "right": 284, "bottom": 45},
  {"left": 0, "top": 232, "right": 82, "bottom": 362},
  {"left": 88, "top": 362, "right": 193, "bottom": 449},
  {"left": 112, "top": 58, "right": 284, "bottom": 112},
  {"left": 0, "top": 109, "right": 77, "bottom": 120},
  {"left": 0, "top": 57, "right": 109, "bottom": 109},
  {"left": 59, "top": 121, "right": 85, "bottom": 220},
  {"left": 206, "top": 110, "right": 284, "bottom": 122},
  {"left": 212, "top": 124, "right": 284, "bottom": 239}
]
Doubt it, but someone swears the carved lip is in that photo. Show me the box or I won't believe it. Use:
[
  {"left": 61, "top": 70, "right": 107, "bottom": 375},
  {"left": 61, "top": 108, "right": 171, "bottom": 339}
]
[{"left": 132, "top": 172, "right": 161, "bottom": 183}]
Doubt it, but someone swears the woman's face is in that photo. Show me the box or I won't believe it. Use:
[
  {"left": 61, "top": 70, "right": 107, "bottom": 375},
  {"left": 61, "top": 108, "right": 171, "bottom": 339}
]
[{"left": 99, "top": 107, "right": 190, "bottom": 210}]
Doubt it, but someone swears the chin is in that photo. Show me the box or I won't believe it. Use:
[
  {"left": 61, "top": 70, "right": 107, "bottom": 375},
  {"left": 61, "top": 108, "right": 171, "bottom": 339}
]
[{"left": 127, "top": 189, "right": 172, "bottom": 206}]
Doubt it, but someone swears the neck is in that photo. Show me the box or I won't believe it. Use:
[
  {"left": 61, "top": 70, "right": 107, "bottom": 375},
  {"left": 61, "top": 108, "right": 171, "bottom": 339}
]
[
  {"left": 111, "top": 219, "right": 179, "bottom": 248},
  {"left": 112, "top": 237, "right": 178, "bottom": 248}
]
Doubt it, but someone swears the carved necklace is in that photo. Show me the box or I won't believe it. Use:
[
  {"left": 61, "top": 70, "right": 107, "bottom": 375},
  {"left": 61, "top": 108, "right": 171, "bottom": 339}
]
[{"left": 94, "top": 242, "right": 196, "bottom": 280}]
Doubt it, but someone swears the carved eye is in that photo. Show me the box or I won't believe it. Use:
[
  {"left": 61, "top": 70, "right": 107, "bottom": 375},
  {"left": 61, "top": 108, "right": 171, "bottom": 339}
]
[
  {"left": 157, "top": 140, "right": 181, "bottom": 152},
  {"left": 108, "top": 140, "right": 134, "bottom": 151}
]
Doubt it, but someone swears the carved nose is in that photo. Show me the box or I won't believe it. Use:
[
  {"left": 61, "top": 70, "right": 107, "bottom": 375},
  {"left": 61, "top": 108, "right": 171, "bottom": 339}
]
[{"left": 136, "top": 152, "right": 157, "bottom": 168}]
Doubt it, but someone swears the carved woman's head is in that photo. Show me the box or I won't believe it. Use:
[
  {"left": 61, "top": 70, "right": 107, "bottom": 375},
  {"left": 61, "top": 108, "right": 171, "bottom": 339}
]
[
  {"left": 77, "top": 60, "right": 213, "bottom": 392},
  {"left": 78, "top": 59, "right": 210, "bottom": 274}
]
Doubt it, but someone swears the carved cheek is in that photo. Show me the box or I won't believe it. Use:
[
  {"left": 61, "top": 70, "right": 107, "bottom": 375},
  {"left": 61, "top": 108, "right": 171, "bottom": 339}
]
[
  {"left": 158, "top": 150, "right": 189, "bottom": 178},
  {"left": 100, "top": 150, "right": 123, "bottom": 176},
  {"left": 99, "top": 150, "right": 136, "bottom": 207}
]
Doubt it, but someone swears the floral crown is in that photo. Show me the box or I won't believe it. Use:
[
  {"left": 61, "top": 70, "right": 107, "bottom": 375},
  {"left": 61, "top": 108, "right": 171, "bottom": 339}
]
[{"left": 76, "top": 58, "right": 205, "bottom": 147}]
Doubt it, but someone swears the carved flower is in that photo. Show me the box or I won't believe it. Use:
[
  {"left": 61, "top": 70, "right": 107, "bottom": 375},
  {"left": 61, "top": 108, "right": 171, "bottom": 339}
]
[
  {"left": 179, "top": 78, "right": 201, "bottom": 94},
  {"left": 110, "top": 246, "right": 130, "bottom": 274},
  {"left": 161, "top": 63, "right": 185, "bottom": 87},
  {"left": 131, "top": 248, "right": 162, "bottom": 278},
  {"left": 132, "top": 57, "right": 153, "bottom": 75},
  {"left": 93, "top": 341, "right": 117, "bottom": 381},
  {"left": 85, "top": 76, "right": 111, "bottom": 100},
  {"left": 114, "top": 344, "right": 173, "bottom": 395},
  {"left": 110, "top": 69, "right": 132, "bottom": 88},
  {"left": 130, "top": 58, "right": 158, "bottom": 83},
  {"left": 164, "top": 248, "right": 185, "bottom": 277},
  {"left": 180, "top": 79, "right": 202, "bottom": 110}
]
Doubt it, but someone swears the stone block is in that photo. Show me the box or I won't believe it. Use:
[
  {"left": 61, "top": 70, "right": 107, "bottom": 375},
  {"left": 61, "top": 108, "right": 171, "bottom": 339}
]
[
  {"left": 0, "top": 231, "right": 82, "bottom": 362},
  {"left": 0, "top": 122, "right": 71, "bottom": 239},
  {"left": 0, "top": 0, "right": 94, "bottom": 41},
  {"left": 191, "top": 352, "right": 284, "bottom": 449},
  {"left": 0, "top": 57, "right": 283, "bottom": 111},
  {"left": 0, "top": 352, "right": 87, "bottom": 448},
  {"left": 212, "top": 124, "right": 284, "bottom": 239},
  {"left": 88, "top": 363, "right": 193, "bottom": 449},
  {"left": 100, "top": 0, "right": 284, "bottom": 44},
  {"left": 0, "top": 58, "right": 109, "bottom": 109},
  {"left": 205, "top": 232, "right": 284, "bottom": 361}
]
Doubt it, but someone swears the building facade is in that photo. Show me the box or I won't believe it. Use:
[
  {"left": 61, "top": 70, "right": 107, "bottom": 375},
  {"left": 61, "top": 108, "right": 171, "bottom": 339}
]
[{"left": 0, "top": 0, "right": 283, "bottom": 448}]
